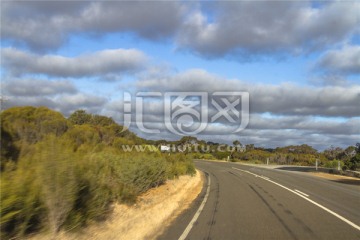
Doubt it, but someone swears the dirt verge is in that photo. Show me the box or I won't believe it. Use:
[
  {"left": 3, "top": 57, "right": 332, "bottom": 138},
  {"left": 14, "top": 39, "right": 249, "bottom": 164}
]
[
  {"left": 309, "top": 172, "right": 360, "bottom": 185},
  {"left": 28, "top": 170, "right": 203, "bottom": 240}
]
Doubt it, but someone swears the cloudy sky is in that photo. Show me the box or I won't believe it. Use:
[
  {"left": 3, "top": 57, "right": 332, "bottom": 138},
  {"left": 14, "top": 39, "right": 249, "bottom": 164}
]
[{"left": 1, "top": 1, "right": 359, "bottom": 150}]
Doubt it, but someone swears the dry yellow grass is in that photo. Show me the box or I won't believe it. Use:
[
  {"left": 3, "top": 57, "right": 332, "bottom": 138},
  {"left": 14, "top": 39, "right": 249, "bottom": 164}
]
[
  {"left": 28, "top": 170, "right": 203, "bottom": 240},
  {"left": 310, "top": 172, "right": 360, "bottom": 181}
]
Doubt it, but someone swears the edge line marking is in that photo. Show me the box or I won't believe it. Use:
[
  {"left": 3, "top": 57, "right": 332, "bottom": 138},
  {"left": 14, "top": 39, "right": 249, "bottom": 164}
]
[
  {"left": 178, "top": 172, "right": 211, "bottom": 240},
  {"left": 232, "top": 167, "right": 360, "bottom": 231},
  {"left": 294, "top": 189, "right": 309, "bottom": 197}
]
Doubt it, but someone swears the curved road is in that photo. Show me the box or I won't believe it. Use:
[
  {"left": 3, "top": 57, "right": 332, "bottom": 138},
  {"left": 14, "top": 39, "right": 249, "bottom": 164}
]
[{"left": 158, "top": 160, "right": 360, "bottom": 240}]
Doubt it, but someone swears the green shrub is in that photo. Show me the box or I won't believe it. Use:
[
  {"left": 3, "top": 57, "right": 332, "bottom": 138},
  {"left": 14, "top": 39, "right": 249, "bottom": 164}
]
[
  {"left": 165, "top": 154, "right": 195, "bottom": 179},
  {"left": 1, "top": 152, "right": 44, "bottom": 239},
  {"left": 0, "top": 107, "right": 196, "bottom": 238},
  {"left": 324, "top": 160, "right": 343, "bottom": 169}
]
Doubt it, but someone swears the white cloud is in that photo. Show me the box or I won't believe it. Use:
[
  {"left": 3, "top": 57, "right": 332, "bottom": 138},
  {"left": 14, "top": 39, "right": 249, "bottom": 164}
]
[
  {"left": 178, "top": 1, "right": 360, "bottom": 59},
  {"left": 316, "top": 45, "right": 360, "bottom": 75},
  {"left": 136, "top": 69, "right": 360, "bottom": 118},
  {"left": 2, "top": 1, "right": 359, "bottom": 60},
  {"left": 3, "top": 79, "right": 77, "bottom": 96},
  {"left": 1, "top": 1, "right": 182, "bottom": 51},
  {"left": 2, "top": 48, "right": 148, "bottom": 78},
  {"left": 3, "top": 92, "right": 108, "bottom": 117},
  {"left": 55, "top": 93, "right": 107, "bottom": 115}
]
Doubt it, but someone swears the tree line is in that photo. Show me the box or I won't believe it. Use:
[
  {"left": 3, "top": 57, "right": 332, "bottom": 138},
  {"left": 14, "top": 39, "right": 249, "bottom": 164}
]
[{"left": 149, "top": 135, "right": 359, "bottom": 170}]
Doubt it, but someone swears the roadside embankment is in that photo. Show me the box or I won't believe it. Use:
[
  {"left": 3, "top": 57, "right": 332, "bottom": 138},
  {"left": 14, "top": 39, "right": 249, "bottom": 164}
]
[{"left": 28, "top": 170, "right": 203, "bottom": 240}]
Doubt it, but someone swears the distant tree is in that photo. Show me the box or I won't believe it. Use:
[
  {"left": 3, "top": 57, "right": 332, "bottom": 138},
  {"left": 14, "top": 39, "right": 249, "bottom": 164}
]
[
  {"left": 179, "top": 136, "right": 198, "bottom": 145},
  {"left": 198, "top": 140, "right": 207, "bottom": 145},
  {"left": 68, "top": 110, "right": 92, "bottom": 125},
  {"left": 356, "top": 143, "right": 360, "bottom": 153},
  {"left": 1, "top": 106, "right": 68, "bottom": 144},
  {"left": 233, "top": 140, "right": 241, "bottom": 146},
  {"left": 91, "top": 115, "right": 115, "bottom": 127},
  {"left": 246, "top": 144, "right": 255, "bottom": 150},
  {"left": 343, "top": 146, "right": 357, "bottom": 159},
  {"left": 344, "top": 143, "right": 360, "bottom": 170},
  {"left": 323, "top": 145, "right": 343, "bottom": 160},
  {"left": 276, "top": 144, "right": 317, "bottom": 155},
  {"left": 276, "top": 154, "right": 287, "bottom": 164},
  {"left": 298, "top": 144, "right": 318, "bottom": 154}
]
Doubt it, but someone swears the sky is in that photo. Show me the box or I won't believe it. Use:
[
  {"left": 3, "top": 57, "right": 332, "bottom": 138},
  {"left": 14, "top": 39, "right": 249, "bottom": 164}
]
[{"left": 1, "top": 0, "right": 360, "bottom": 150}]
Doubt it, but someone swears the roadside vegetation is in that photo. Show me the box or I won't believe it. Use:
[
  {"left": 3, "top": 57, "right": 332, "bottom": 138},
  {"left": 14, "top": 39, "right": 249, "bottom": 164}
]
[
  {"left": 231, "top": 143, "right": 359, "bottom": 170},
  {"left": 0, "top": 106, "right": 195, "bottom": 239},
  {"left": 153, "top": 136, "right": 359, "bottom": 171},
  {"left": 1, "top": 106, "right": 359, "bottom": 239},
  {"left": 220, "top": 144, "right": 357, "bottom": 170}
]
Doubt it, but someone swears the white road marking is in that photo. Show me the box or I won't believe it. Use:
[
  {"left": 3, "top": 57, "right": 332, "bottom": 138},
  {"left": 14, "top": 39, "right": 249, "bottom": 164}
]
[
  {"left": 178, "top": 173, "right": 211, "bottom": 240},
  {"left": 261, "top": 176, "right": 270, "bottom": 180},
  {"left": 294, "top": 189, "right": 309, "bottom": 197},
  {"left": 232, "top": 167, "right": 360, "bottom": 231}
]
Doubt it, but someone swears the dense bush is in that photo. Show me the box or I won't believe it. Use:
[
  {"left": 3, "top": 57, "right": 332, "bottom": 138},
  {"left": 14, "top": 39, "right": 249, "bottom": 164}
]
[
  {"left": 324, "top": 160, "right": 344, "bottom": 169},
  {"left": 343, "top": 144, "right": 360, "bottom": 170},
  {"left": 0, "top": 107, "right": 196, "bottom": 239}
]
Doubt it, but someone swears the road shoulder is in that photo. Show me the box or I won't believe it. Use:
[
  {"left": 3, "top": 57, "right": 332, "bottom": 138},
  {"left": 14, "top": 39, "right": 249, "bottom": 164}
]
[{"left": 28, "top": 171, "right": 203, "bottom": 240}]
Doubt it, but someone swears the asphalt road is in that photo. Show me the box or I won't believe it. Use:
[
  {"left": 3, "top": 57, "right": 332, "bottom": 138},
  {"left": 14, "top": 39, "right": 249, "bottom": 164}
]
[{"left": 158, "top": 160, "right": 360, "bottom": 240}]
